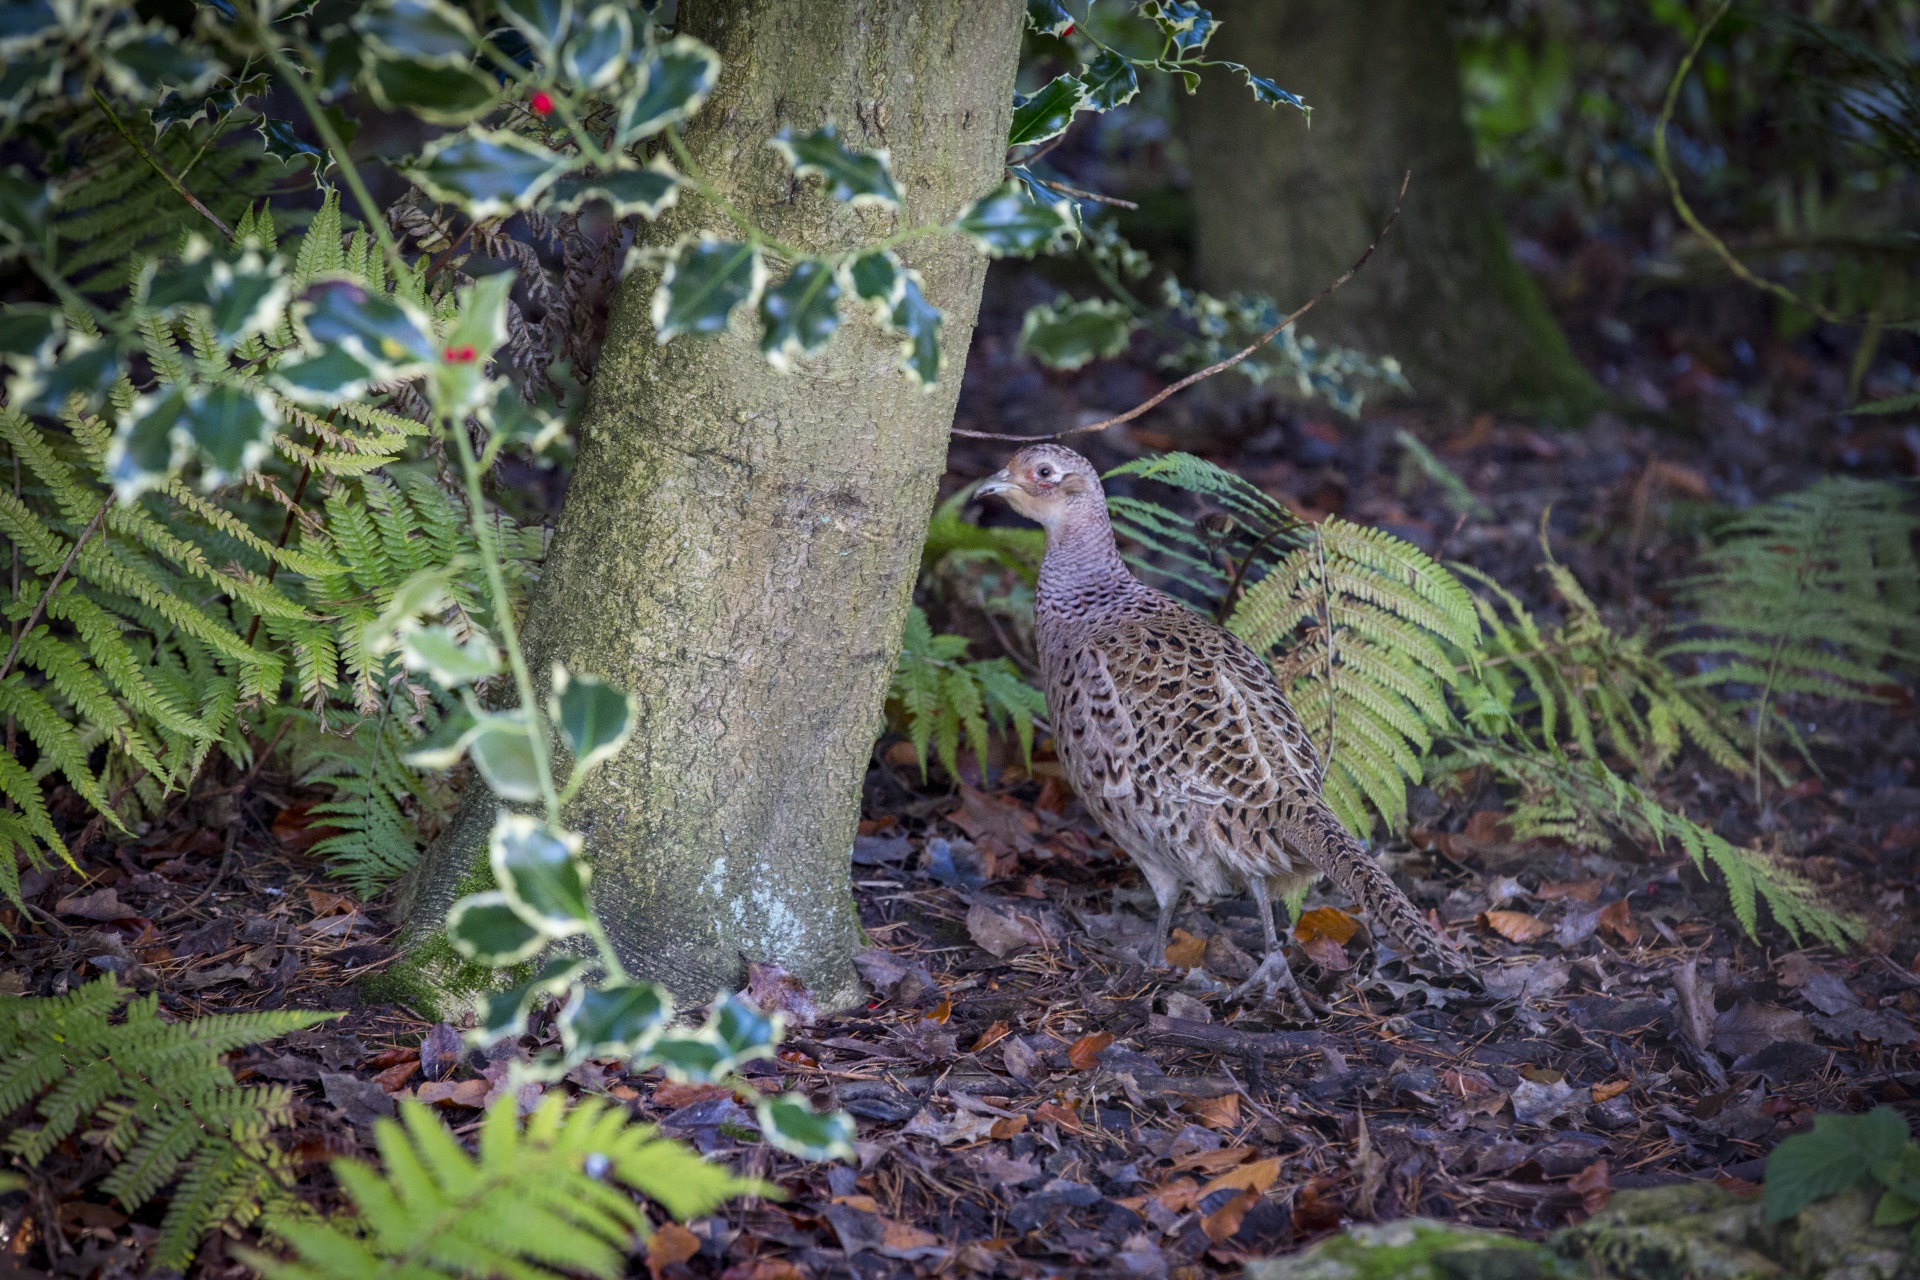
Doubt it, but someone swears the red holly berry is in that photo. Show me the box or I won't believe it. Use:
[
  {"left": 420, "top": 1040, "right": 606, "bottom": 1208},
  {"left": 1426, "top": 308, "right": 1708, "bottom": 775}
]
[
  {"left": 530, "top": 90, "right": 554, "bottom": 116},
  {"left": 444, "top": 345, "right": 477, "bottom": 363},
  {"left": 1062, "top": 22, "right": 1074, "bottom": 35}
]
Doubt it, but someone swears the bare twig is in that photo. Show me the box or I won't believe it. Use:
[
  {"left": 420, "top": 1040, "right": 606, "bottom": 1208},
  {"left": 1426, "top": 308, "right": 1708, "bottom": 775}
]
[
  {"left": 953, "top": 170, "right": 1411, "bottom": 444},
  {"left": 93, "top": 89, "right": 234, "bottom": 240},
  {"left": 1027, "top": 175, "right": 1138, "bottom": 210},
  {"left": 0, "top": 496, "right": 112, "bottom": 683}
]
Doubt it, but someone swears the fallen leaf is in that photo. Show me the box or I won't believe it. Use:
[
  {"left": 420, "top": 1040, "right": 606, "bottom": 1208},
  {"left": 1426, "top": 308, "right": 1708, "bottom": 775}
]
[
  {"left": 1067, "top": 1031, "right": 1113, "bottom": 1071},
  {"left": 1300, "top": 933, "right": 1350, "bottom": 971},
  {"left": 1519, "top": 1064, "right": 1564, "bottom": 1085},
  {"left": 1145, "top": 1176, "right": 1202, "bottom": 1213},
  {"left": 1591, "top": 1079, "right": 1630, "bottom": 1103},
  {"left": 1511, "top": 1078, "right": 1583, "bottom": 1125},
  {"left": 1165, "top": 928, "right": 1207, "bottom": 969},
  {"left": 647, "top": 1222, "right": 702, "bottom": 1280},
  {"left": 950, "top": 786, "right": 1040, "bottom": 852},
  {"left": 304, "top": 887, "right": 355, "bottom": 917},
  {"left": 372, "top": 1060, "right": 417, "bottom": 1093},
  {"left": 1650, "top": 459, "right": 1711, "bottom": 498},
  {"left": 363, "top": 1046, "right": 419, "bottom": 1070},
  {"left": 971, "top": 1020, "right": 1011, "bottom": 1053},
  {"left": 1182, "top": 1092, "right": 1241, "bottom": 1131},
  {"left": 1597, "top": 899, "right": 1640, "bottom": 945},
  {"left": 1293, "top": 906, "right": 1359, "bottom": 944},
  {"left": 1001, "top": 1036, "right": 1041, "bottom": 1082},
  {"left": 1169, "top": 1146, "right": 1256, "bottom": 1175},
  {"left": 1568, "top": 1158, "right": 1612, "bottom": 1215},
  {"left": 1442, "top": 1068, "right": 1497, "bottom": 1098},
  {"left": 989, "top": 1114, "right": 1028, "bottom": 1140},
  {"left": 1034, "top": 1100, "right": 1084, "bottom": 1133},
  {"left": 1201, "top": 1187, "right": 1260, "bottom": 1243},
  {"left": 656, "top": 1081, "right": 734, "bottom": 1109},
  {"left": 720, "top": 1260, "right": 808, "bottom": 1280},
  {"left": 1712, "top": 1000, "right": 1814, "bottom": 1059},
  {"left": 744, "top": 961, "right": 819, "bottom": 1026},
  {"left": 55, "top": 889, "right": 130, "bottom": 921},
  {"left": 1463, "top": 810, "right": 1514, "bottom": 844},
  {"left": 966, "top": 902, "right": 1043, "bottom": 958},
  {"left": 1292, "top": 1175, "right": 1344, "bottom": 1236},
  {"left": 1199, "top": 1157, "right": 1280, "bottom": 1199},
  {"left": 416, "top": 1078, "right": 490, "bottom": 1108},
  {"left": 1536, "top": 881, "right": 1602, "bottom": 902},
  {"left": 272, "top": 802, "right": 339, "bottom": 853},
  {"left": 880, "top": 1219, "right": 942, "bottom": 1253},
  {"left": 1482, "top": 910, "right": 1552, "bottom": 943},
  {"left": 927, "top": 997, "right": 952, "bottom": 1025},
  {"left": 420, "top": 1023, "right": 463, "bottom": 1082}
]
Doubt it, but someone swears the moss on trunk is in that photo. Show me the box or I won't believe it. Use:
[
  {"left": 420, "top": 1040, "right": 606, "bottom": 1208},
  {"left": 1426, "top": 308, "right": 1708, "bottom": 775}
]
[{"left": 389, "top": 0, "right": 1024, "bottom": 1016}]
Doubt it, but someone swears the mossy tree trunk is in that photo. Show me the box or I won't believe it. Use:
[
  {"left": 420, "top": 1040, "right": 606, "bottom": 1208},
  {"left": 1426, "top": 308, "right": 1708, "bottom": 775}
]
[
  {"left": 391, "top": 0, "right": 1023, "bottom": 1014},
  {"left": 1180, "top": 0, "right": 1602, "bottom": 423}
]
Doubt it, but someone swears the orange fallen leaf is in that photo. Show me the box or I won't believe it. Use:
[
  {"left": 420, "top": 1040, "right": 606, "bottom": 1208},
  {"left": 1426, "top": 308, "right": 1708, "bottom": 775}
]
[
  {"left": 1462, "top": 810, "right": 1514, "bottom": 845},
  {"left": 1536, "top": 881, "right": 1602, "bottom": 902},
  {"left": 1442, "top": 1068, "right": 1496, "bottom": 1098},
  {"left": 303, "top": 887, "right": 355, "bottom": 917},
  {"left": 1169, "top": 1146, "right": 1256, "bottom": 1175},
  {"left": 416, "top": 1078, "right": 489, "bottom": 1108},
  {"left": 647, "top": 1222, "right": 701, "bottom": 1280},
  {"left": 656, "top": 1081, "right": 734, "bottom": 1109},
  {"left": 927, "top": 997, "right": 952, "bottom": 1025},
  {"left": 989, "top": 1114, "right": 1028, "bottom": 1140},
  {"left": 608, "top": 1084, "right": 639, "bottom": 1101},
  {"left": 1182, "top": 1092, "right": 1241, "bottom": 1131},
  {"left": 1034, "top": 1100, "right": 1083, "bottom": 1132},
  {"left": 971, "top": 1020, "right": 1011, "bottom": 1053},
  {"left": 1597, "top": 898, "right": 1641, "bottom": 945},
  {"left": 1592, "top": 1079, "right": 1630, "bottom": 1103},
  {"left": 372, "top": 1059, "right": 417, "bottom": 1093},
  {"left": 1482, "top": 910, "right": 1552, "bottom": 943},
  {"left": 881, "top": 1219, "right": 941, "bottom": 1252},
  {"left": 1165, "top": 928, "right": 1207, "bottom": 969},
  {"left": 830, "top": 1194, "right": 881, "bottom": 1212},
  {"left": 1202, "top": 1187, "right": 1261, "bottom": 1244},
  {"left": 1301, "top": 933, "right": 1350, "bottom": 971},
  {"left": 1067, "top": 1031, "right": 1114, "bottom": 1071},
  {"left": 1149, "top": 1177, "right": 1202, "bottom": 1213},
  {"left": 1199, "top": 1157, "right": 1280, "bottom": 1200},
  {"left": 721, "top": 1261, "right": 808, "bottom": 1280},
  {"left": 1568, "top": 1158, "right": 1612, "bottom": 1215},
  {"left": 1292, "top": 906, "right": 1359, "bottom": 945}
]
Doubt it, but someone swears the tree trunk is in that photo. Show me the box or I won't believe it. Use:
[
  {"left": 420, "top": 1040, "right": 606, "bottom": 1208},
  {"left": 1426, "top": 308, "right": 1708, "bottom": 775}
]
[
  {"left": 1180, "top": 0, "right": 1601, "bottom": 423},
  {"left": 386, "top": 0, "right": 1024, "bottom": 1015}
]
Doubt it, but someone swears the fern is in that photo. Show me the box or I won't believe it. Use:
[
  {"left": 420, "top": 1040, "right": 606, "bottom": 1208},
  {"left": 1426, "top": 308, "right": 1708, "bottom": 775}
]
[
  {"left": 1394, "top": 429, "right": 1491, "bottom": 520},
  {"left": 0, "top": 977, "right": 332, "bottom": 1269},
  {"left": 249, "top": 1094, "right": 760, "bottom": 1280},
  {"left": 1664, "top": 477, "right": 1920, "bottom": 795},
  {"left": 889, "top": 605, "right": 1049, "bottom": 781}
]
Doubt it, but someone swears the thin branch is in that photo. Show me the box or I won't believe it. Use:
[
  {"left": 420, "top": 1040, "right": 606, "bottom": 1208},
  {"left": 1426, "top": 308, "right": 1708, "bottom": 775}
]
[
  {"left": 953, "top": 169, "right": 1411, "bottom": 443},
  {"left": 1213, "top": 522, "right": 1292, "bottom": 625},
  {"left": 1027, "top": 175, "right": 1138, "bottom": 210},
  {"left": 92, "top": 89, "right": 233, "bottom": 240},
  {"left": 0, "top": 496, "right": 112, "bottom": 683}
]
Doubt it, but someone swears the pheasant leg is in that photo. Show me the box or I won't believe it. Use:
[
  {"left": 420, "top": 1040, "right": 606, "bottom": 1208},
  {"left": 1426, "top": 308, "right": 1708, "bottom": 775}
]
[
  {"left": 1230, "top": 879, "right": 1317, "bottom": 1021},
  {"left": 1143, "top": 884, "right": 1183, "bottom": 968}
]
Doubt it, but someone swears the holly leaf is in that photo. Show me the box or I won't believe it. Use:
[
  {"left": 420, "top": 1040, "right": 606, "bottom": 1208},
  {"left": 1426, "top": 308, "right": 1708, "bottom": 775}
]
[
  {"left": 271, "top": 344, "right": 380, "bottom": 406},
  {"left": 757, "top": 1095, "right": 855, "bottom": 1161},
  {"left": 1141, "top": 0, "right": 1217, "bottom": 55},
  {"left": 256, "top": 118, "right": 326, "bottom": 170},
  {"left": 405, "top": 129, "right": 570, "bottom": 219},
  {"left": 205, "top": 253, "right": 291, "bottom": 345},
  {"left": 183, "top": 384, "right": 277, "bottom": 485},
  {"left": 1017, "top": 295, "right": 1134, "bottom": 369},
  {"left": 0, "top": 0, "right": 60, "bottom": 54},
  {"left": 298, "top": 280, "right": 437, "bottom": 374},
  {"left": 1225, "top": 61, "right": 1307, "bottom": 114},
  {"left": 550, "top": 664, "right": 634, "bottom": 775},
  {"left": 953, "top": 182, "right": 1076, "bottom": 257},
  {"left": 561, "top": 3, "right": 630, "bottom": 90},
  {"left": 497, "top": 0, "right": 572, "bottom": 56},
  {"left": 435, "top": 270, "right": 516, "bottom": 415},
  {"left": 0, "top": 304, "right": 60, "bottom": 367},
  {"left": 887, "top": 273, "right": 943, "bottom": 388},
  {"left": 650, "top": 237, "right": 765, "bottom": 342},
  {"left": 615, "top": 34, "right": 720, "bottom": 143},
  {"left": 100, "top": 27, "right": 221, "bottom": 102},
  {"left": 768, "top": 125, "right": 900, "bottom": 207},
  {"left": 400, "top": 625, "right": 502, "bottom": 687},
  {"left": 473, "top": 957, "right": 590, "bottom": 1046},
  {"left": 1025, "top": 0, "right": 1073, "bottom": 37},
  {"left": 1765, "top": 1107, "right": 1913, "bottom": 1223},
  {"left": 1008, "top": 73, "right": 1087, "bottom": 147},
  {"left": 646, "top": 1032, "right": 729, "bottom": 1083},
  {"left": 707, "top": 992, "right": 780, "bottom": 1063},
  {"left": 489, "top": 813, "right": 591, "bottom": 932},
  {"left": 840, "top": 249, "right": 905, "bottom": 317},
  {"left": 758, "top": 260, "right": 842, "bottom": 372},
  {"left": 365, "top": 55, "right": 498, "bottom": 124},
  {"left": 11, "top": 336, "right": 119, "bottom": 415},
  {"left": 542, "top": 158, "right": 680, "bottom": 218},
  {"left": 560, "top": 982, "right": 673, "bottom": 1059},
  {"left": 446, "top": 890, "right": 549, "bottom": 966},
  {"left": 355, "top": 0, "right": 477, "bottom": 65},
  {"left": 1077, "top": 49, "right": 1139, "bottom": 111},
  {"left": 106, "top": 385, "right": 188, "bottom": 501},
  {"left": 466, "top": 717, "right": 544, "bottom": 802}
]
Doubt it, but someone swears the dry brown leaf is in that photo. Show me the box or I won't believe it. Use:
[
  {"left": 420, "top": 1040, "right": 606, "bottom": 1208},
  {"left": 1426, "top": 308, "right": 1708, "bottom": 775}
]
[
  {"left": 415, "top": 1078, "right": 490, "bottom": 1108},
  {"left": 1292, "top": 906, "right": 1359, "bottom": 944},
  {"left": 1182, "top": 1092, "right": 1241, "bottom": 1131},
  {"left": 1568, "top": 1158, "right": 1613, "bottom": 1215},
  {"left": 656, "top": 1081, "right": 734, "bottom": 1109},
  {"left": 1482, "top": 910, "right": 1552, "bottom": 942},
  {"left": 1301, "top": 933, "right": 1350, "bottom": 971},
  {"left": 1442, "top": 1068, "right": 1496, "bottom": 1098},
  {"left": 304, "top": 887, "right": 356, "bottom": 917},
  {"left": 1199, "top": 1157, "right": 1281, "bottom": 1199},
  {"left": 927, "top": 997, "right": 952, "bottom": 1025},
  {"left": 1034, "top": 1100, "right": 1083, "bottom": 1132},
  {"left": 1597, "top": 898, "right": 1641, "bottom": 945},
  {"left": 1148, "top": 1177, "right": 1202, "bottom": 1213},
  {"left": 1067, "top": 1031, "right": 1114, "bottom": 1071},
  {"left": 970, "top": 1020, "right": 1011, "bottom": 1053},
  {"left": 880, "top": 1220, "right": 941, "bottom": 1251},
  {"left": 1292, "top": 1175, "right": 1344, "bottom": 1236},
  {"left": 720, "top": 1260, "right": 808, "bottom": 1280},
  {"left": 1591, "top": 1079, "right": 1630, "bottom": 1103},
  {"left": 1169, "top": 1146, "right": 1256, "bottom": 1175},
  {"left": 1536, "top": 881, "right": 1602, "bottom": 902},
  {"left": 647, "top": 1222, "right": 702, "bottom": 1280},
  {"left": 372, "top": 1060, "right": 417, "bottom": 1093},
  {"left": 989, "top": 1114, "right": 1028, "bottom": 1140},
  {"left": 1165, "top": 928, "right": 1207, "bottom": 969},
  {"left": 1202, "top": 1187, "right": 1261, "bottom": 1243},
  {"left": 1462, "top": 810, "right": 1514, "bottom": 844}
]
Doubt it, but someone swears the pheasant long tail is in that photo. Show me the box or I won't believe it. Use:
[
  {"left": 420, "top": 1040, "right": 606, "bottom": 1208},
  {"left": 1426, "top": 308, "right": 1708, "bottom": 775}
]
[{"left": 1294, "top": 808, "right": 1479, "bottom": 985}]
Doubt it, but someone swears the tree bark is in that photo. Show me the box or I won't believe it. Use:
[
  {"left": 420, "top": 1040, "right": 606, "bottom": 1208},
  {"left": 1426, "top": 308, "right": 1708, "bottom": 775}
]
[
  {"left": 388, "top": 0, "right": 1023, "bottom": 1014},
  {"left": 1180, "top": 0, "right": 1602, "bottom": 423}
]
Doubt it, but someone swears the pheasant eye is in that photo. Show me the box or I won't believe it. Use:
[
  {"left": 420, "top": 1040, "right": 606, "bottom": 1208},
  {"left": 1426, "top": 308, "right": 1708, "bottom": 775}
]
[{"left": 1036, "top": 465, "right": 1054, "bottom": 480}]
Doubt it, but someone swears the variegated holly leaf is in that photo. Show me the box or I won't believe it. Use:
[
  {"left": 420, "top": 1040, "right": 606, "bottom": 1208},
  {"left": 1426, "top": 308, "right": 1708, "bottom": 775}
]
[
  {"left": 650, "top": 237, "right": 765, "bottom": 342},
  {"left": 615, "top": 34, "right": 720, "bottom": 142},
  {"left": 435, "top": 271, "right": 516, "bottom": 414},
  {"left": 0, "top": 0, "right": 61, "bottom": 54},
  {"left": 0, "top": 55, "right": 60, "bottom": 120},
  {"left": 184, "top": 384, "right": 278, "bottom": 485},
  {"left": 647, "top": 1031, "right": 729, "bottom": 1082},
  {"left": 887, "top": 273, "right": 943, "bottom": 388},
  {"left": 271, "top": 345, "right": 380, "bottom": 406},
  {"left": 256, "top": 118, "right": 326, "bottom": 170},
  {"left": 768, "top": 125, "right": 900, "bottom": 207},
  {"left": 0, "top": 305, "right": 60, "bottom": 368},
  {"left": 953, "top": 182, "right": 1076, "bottom": 257},
  {"left": 106, "top": 384, "right": 188, "bottom": 501},
  {"left": 560, "top": 982, "right": 673, "bottom": 1059},
  {"left": 10, "top": 335, "right": 119, "bottom": 415},
  {"left": 204, "top": 253, "right": 291, "bottom": 345},
  {"left": 1142, "top": 0, "right": 1217, "bottom": 55},
  {"left": 758, "top": 260, "right": 842, "bottom": 371},
  {"left": 365, "top": 55, "right": 497, "bottom": 124},
  {"left": 542, "top": 158, "right": 680, "bottom": 217},
  {"left": 550, "top": 664, "right": 633, "bottom": 776},
  {"left": 355, "top": 0, "right": 478, "bottom": 65},
  {"left": 840, "top": 249, "right": 905, "bottom": 318},
  {"left": 100, "top": 26, "right": 221, "bottom": 102},
  {"left": 497, "top": 0, "right": 572, "bottom": 55},
  {"left": 489, "top": 813, "right": 591, "bottom": 932},
  {"left": 473, "top": 957, "right": 590, "bottom": 1045},
  {"left": 400, "top": 625, "right": 502, "bottom": 687},
  {"left": 708, "top": 993, "right": 781, "bottom": 1063},
  {"left": 1077, "top": 49, "right": 1138, "bottom": 111},
  {"left": 467, "top": 717, "right": 543, "bottom": 800},
  {"left": 447, "top": 890, "right": 549, "bottom": 966},
  {"left": 561, "top": 3, "right": 630, "bottom": 89},
  {"left": 406, "top": 129, "right": 570, "bottom": 218},
  {"left": 1025, "top": 0, "right": 1073, "bottom": 37},
  {"left": 1008, "top": 72, "right": 1087, "bottom": 147},
  {"left": 1018, "top": 295, "right": 1135, "bottom": 369},
  {"left": 757, "top": 1095, "right": 856, "bottom": 1161},
  {"left": 299, "top": 280, "right": 437, "bottom": 375},
  {"left": 1225, "top": 61, "right": 1307, "bottom": 113}
]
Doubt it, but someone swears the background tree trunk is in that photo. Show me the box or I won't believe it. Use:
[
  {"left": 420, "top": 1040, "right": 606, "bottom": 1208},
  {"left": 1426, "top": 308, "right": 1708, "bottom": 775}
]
[
  {"left": 1180, "top": 0, "right": 1602, "bottom": 423},
  {"left": 388, "top": 0, "right": 1024, "bottom": 1014}
]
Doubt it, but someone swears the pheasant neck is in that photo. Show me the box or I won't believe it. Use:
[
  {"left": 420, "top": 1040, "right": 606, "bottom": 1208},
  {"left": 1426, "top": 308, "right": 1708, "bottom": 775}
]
[{"left": 1037, "top": 502, "right": 1136, "bottom": 613}]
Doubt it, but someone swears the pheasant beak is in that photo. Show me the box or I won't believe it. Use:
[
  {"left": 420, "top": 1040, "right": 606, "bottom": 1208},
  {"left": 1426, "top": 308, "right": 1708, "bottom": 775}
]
[{"left": 975, "top": 469, "right": 1016, "bottom": 499}]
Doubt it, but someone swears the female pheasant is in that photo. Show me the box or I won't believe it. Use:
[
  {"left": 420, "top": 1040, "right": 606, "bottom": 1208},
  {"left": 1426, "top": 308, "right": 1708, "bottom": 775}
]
[{"left": 978, "top": 444, "right": 1475, "bottom": 1014}]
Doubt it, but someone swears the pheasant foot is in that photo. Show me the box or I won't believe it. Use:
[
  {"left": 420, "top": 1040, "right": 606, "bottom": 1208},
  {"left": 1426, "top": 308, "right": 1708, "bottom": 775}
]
[{"left": 1228, "top": 948, "right": 1319, "bottom": 1023}]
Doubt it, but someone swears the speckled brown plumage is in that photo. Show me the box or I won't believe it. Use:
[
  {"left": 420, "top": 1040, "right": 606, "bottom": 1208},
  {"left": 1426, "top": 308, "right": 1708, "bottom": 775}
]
[{"left": 978, "top": 444, "right": 1475, "bottom": 1012}]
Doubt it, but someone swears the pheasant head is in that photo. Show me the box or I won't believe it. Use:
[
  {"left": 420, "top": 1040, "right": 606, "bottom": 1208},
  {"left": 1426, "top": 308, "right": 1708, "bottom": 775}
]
[{"left": 975, "top": 444, "right": 1104, "bottom": 534}]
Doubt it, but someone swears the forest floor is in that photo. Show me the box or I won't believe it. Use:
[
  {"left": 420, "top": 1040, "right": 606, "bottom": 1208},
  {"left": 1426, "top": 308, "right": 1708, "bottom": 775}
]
[{"left": 5, "top": 247, "right": 1920, "bottom": 1279}]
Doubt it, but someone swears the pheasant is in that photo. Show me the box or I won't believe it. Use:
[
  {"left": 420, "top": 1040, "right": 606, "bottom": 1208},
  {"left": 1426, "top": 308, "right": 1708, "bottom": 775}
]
[{"left": 977, "top": 444, "right": 1475, "bottom": 1014}]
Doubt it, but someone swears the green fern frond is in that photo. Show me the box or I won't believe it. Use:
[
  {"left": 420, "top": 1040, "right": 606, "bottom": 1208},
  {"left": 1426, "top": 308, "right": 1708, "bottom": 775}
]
[
  {"left": 250, "top": 1094, "right": 762, "bottom": 1280},
  {"left": 0, "top": 978, "right": 332, "bottom": 1270},
  {"left": 888, "top": 606, "right": 1048, "bottom": 781}
]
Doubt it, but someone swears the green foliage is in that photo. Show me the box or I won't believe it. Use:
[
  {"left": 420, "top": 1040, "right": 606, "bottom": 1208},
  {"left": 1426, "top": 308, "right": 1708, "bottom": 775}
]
[
  {"left": 1665, "top": 478, "right": 1919, "bottom": 788},
  {"left": 1394, "top": 429, "right": 1491, "bottom": 521},
  {"left": 889, "top": 605, "right": 1048, "bottom": 782},
  {"left": 250, "top": 1094, "right": 762, "bottom": 1280},
  {"left": 921, "top": 485, "right": 1043, "bottom": 584},
  {"left": 1764, "top": 1106, "right": 1918, "bottom": 1239},
  {"left": 0, "top": 976, "right": 332, "bottom": 1269}
]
